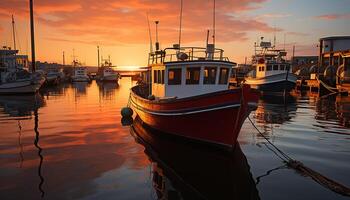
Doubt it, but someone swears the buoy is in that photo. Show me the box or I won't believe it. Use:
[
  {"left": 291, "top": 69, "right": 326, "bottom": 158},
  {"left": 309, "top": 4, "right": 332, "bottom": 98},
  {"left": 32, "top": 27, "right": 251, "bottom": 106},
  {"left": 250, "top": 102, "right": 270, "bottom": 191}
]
[
  {"left": 121, "top": 107, "right": 133, "bottom": 117},
  {"left": 121, "top": 116, "right": 133, "bottom": 126}
]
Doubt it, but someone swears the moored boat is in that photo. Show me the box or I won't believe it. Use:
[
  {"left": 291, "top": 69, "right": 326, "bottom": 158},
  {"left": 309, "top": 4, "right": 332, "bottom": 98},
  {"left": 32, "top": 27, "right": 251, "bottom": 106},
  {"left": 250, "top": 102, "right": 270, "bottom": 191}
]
[
  {"left": 130, "top": 46, "right": 259, "bottom": 149},
  {"left": 71, "top": 60, "right": 90, "bottom": 82},
  {"left": 245, "top": 37, "right": 297, "bottom": 94},
  {"left": 97, "top": 60, "right": 120, "bottom": 83},
  {"left": 0, "top": 48, "right": 44, "bottom": 95}
]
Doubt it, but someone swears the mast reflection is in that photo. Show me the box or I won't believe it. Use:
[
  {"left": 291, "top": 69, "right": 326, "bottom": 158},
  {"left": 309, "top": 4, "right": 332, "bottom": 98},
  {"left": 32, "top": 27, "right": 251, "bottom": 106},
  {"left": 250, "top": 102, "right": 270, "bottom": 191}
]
[
  {"left": 33, "top": 107, "right": 45, "bottom": 198},
  {"left": 130, "top": 117, "right": 260, "bottom": 200}
]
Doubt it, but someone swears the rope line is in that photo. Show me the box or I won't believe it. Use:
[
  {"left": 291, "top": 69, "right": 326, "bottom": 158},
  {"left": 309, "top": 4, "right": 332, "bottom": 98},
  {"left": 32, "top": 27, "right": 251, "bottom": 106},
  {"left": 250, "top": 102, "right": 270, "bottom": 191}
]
[{"left": 247, "top": 116, "right": 350, "bottom": 196}]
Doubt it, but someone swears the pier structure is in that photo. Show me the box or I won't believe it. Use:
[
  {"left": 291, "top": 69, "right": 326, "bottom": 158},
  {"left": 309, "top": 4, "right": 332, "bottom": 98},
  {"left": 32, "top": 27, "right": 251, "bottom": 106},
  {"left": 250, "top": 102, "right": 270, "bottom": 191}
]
[{"left": 293, "top": 36, "right": 350, "bottom": 95}]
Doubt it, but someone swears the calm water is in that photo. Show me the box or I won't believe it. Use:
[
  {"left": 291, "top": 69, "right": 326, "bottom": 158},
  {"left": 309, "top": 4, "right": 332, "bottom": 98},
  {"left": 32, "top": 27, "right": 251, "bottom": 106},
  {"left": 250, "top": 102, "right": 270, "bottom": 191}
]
[{"left": 0, "top": 78, "right": 349, "bottom": 200}]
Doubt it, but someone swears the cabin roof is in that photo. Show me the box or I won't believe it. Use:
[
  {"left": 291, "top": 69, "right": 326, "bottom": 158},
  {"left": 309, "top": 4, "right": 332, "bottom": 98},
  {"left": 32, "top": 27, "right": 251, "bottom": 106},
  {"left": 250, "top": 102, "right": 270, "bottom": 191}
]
[
  {"left": 319, "top": 36, "right": 350, "bottom": 41},
  {"left": 164, "top": 60, "right": 236, "bottom": 66}
]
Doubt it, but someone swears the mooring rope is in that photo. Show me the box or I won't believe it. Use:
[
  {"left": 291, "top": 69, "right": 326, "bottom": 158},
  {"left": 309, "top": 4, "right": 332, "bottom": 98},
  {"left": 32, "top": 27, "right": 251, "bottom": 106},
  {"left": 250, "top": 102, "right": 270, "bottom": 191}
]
[
  {"left": 247, "top": 116, "right": 350, "bottom": 197},
  {"left": 315, "top": 76, "right": 338, "bottom": 93}
]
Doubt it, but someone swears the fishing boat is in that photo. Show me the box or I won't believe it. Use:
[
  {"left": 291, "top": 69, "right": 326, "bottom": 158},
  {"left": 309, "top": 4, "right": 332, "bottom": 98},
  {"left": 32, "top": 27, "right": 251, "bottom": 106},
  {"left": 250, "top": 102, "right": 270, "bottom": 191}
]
[
  {"left": 71, "top": 60, "right": 90, "bottom": 82},
  {"left": 97, "top": 59, "right": 120, "bottom": 83},
  {"left": 245, "top": 37, "right": 297, "bottom": 94},
  {"left": 0, "top": 47, "right": 45, "bottom": 94},
  {"left": 131, "top": 116, "right": 260, "bottom": 199},
  {"left": 129, "top": 45, "right": 259, "bottom": 149},
  {"left": 0, "top": 14, "right": 44, "bottom": 95}
]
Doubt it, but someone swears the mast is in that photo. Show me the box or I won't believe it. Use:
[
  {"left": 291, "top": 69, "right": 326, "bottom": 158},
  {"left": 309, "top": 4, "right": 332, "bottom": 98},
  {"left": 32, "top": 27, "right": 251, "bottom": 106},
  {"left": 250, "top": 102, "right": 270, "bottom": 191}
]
[
  {"left": 12, "top": 15, "right": 16, "bottom": 52},
  {"left": 146, "top": 13, "right": 153, "bottom": 54},
  {"left": 178, "top": 0, "right": 183, "bottom": 50},
  {"left": 29, "top": 0, "right": 36, "bottom": 72},
  {"left": 212, "top": 0, "right": 216, "bottom": 47},
  {"left": 155, "top": 21, "right": 159, "bottom": 51}
]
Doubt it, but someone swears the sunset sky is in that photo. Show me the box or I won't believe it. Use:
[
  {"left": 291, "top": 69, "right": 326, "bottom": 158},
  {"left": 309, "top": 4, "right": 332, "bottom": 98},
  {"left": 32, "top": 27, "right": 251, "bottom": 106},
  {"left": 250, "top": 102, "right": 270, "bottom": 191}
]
[{"left": 0, "top": 0, "right": 349, "bottom": 67}]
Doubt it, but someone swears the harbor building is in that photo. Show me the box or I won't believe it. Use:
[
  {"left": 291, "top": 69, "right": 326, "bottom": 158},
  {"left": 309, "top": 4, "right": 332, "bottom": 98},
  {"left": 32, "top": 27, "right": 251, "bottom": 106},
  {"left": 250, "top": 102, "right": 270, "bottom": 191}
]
[{"left": 318, "top": 36, "right": 350, "bottom": 92}]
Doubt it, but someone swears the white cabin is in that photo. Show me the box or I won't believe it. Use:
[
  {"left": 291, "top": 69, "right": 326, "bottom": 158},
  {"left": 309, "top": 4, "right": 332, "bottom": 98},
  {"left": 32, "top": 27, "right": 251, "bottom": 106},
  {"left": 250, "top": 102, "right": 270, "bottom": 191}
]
[
  {"left": 75, "top": 67, "right": 88, "bottom": 77},
  {"left": 255, "top": 62, "right": 291, "bottom": 78},
  {"left": 251, "top": 41, "right": 291, "bottom": 79},
  {"left": 149, "top": 47, "right": 235, "bottom": 99}
]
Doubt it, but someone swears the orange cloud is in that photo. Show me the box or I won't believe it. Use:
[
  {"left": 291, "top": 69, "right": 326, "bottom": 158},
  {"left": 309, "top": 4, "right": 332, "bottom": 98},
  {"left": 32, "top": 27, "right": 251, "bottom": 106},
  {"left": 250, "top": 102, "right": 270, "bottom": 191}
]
[
  {"left": 315, "top": 13, "right": 350, "bottom": 20},
  {"left": 1, "top": 0, "right": 278, "bottom": 46}
]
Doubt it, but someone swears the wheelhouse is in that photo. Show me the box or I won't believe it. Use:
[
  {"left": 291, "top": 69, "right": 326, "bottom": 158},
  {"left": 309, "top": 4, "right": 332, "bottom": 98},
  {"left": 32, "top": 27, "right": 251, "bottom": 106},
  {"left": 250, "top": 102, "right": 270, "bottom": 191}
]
[{"left": 149, "top": 46, "right": 236, "bottom": 99}]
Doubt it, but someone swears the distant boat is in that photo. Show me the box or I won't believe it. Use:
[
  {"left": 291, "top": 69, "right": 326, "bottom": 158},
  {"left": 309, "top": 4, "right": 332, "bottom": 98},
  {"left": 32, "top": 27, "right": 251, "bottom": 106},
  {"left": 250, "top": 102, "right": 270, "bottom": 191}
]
[
  {"left": 71, "top": 60, "right": 90, "bottom": 82},
  {"left": 245, "top": 38, "right": 297, "bottom": 94},
  {"left": 97, "top": 60, "right": 121, "bottom": 83},
  {"left": 46, "top": 67, "right": 65, "bottom": 85}
]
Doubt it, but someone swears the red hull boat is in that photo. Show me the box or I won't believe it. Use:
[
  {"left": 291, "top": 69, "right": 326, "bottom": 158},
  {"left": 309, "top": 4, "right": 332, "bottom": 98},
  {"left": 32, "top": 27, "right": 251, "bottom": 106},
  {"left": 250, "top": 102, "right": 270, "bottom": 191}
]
[{"left": 131, "top": 82, "right": 258, "bottom": 149}]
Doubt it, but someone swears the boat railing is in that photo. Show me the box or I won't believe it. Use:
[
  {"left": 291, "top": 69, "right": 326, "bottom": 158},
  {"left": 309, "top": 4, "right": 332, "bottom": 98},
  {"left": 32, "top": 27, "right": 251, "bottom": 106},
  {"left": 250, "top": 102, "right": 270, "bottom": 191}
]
[{"left": 148, "top": 47, "right": 230, "bottom": 64}]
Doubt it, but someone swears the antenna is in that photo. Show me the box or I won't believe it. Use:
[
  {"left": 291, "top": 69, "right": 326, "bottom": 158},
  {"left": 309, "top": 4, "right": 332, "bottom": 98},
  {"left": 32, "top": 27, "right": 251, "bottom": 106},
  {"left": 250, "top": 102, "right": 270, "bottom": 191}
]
[
  {"left": 273, "top": 26, "right": 276, "bottom": 48},
  {"left": 12, "top": 15, "right": 16, "bottom": 52},
  {"left": 212, "top": 0, "right": 216, "bottom": 47},
  {"left": 63, "top": 51, "right": 65, "bottom": 65},
  {"left": 29, "top": 0, "right": 36, "bottom": 72},
  {"left": 155, "top": 21, "right": 159, "bottom": 51},
  {"left": 206, "top": 30, "right": 210, "bottom": 47},
  {"left": 178, "top": 0, "right": 183, "bottom": 50},
  {"left": 146, "top": 13, "right": 153, "bottom": 53},
  {"left": 97, "top": 46, "right": 100, "bottom": 67}
]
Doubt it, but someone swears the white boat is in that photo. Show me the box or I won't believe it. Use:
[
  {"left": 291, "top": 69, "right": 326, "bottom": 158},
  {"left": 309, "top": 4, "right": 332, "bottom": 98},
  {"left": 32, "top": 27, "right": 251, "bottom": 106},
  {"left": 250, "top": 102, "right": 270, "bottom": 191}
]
[
  {"left": 71, "top": 60, "right": 90, "bottom": 82},
  {"left": 97, "top": 60, "right": 120, "bottom": 83},
  {"left": 245, "top": 38, "right": 297, "bottom": 93},
  {"left": 0, "top": 48, "right": 44, "bottom": 95}
]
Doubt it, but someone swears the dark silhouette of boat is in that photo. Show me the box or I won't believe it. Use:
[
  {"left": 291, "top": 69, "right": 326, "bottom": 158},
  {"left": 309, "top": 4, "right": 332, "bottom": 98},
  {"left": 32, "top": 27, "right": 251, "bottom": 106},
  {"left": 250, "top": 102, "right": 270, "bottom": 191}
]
[{"left": 130, "top": 116, "right": 260, "bottom": 199}]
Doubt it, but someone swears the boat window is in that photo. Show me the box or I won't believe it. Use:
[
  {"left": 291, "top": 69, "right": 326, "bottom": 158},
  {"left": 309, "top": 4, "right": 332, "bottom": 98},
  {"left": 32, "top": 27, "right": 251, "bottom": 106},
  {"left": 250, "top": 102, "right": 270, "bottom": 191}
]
[
  {"left": 161, "top": 70, "right": 165, "bottom": 84},
  {"left": 261, "top": 66, "right": 265, "bottom": 71},
  {"left": 219, "top": 68, "right": 229, "bottom": 84},
  {"left": 153, "top": 70, "right": 158, "bottom": 83},
  {"left": 157, "top": 70, "right": 161, "bottom": 83},
  {"left": 258, "top": 67, "right": 261, "bottom": 72},
  {"left": 203, "top": 67, "right": 217, "bottom": 84},
  {"left": 168, "top": 68, "right": 182, "bottom": 85},
  {"left": 186, "top": 67, "right": 200, "bottom": 84},
  {"left": 273, "top": 65, "right": 278, "bottom": 70},
  {"left": 280, "top": 65, "right": 285, "bottom": 71},
  {"left": 267, "top": 65, "right": 272, "bottom": 71}
]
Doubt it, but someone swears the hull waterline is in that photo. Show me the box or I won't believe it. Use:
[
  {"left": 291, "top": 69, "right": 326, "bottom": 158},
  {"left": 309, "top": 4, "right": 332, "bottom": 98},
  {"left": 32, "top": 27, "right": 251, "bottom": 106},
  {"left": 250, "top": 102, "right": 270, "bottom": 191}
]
[{"left": 246, "top": 73, "right": 297, "bottom": 93}]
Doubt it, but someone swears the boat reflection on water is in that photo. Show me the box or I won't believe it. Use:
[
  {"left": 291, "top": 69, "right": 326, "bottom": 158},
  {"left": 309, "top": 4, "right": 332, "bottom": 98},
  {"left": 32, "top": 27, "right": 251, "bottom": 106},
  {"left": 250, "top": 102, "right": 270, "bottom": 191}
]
[
  {"left": 0, "top": 93, "right": 45, "bottom": 119},
  {"left": 131, "top": 117, "right": 260, "bottom": 200},
  {"left": 97, "top": 81, "right": 119, "bottom": 100},
  {"left": 316, "top": 95, "right": 350, "bottom": 129},
  {"left": 254, "top": 95, "right": 297, "bottom": 124},
  {"left": 72, "top": 81, "right": 90, "bottom": 95},
  {"left": 336, "top": 96, "right": 350, "bottom": 128},
  {"left": 40, "top": 82, "right": 70, "bottom": 98},
  {"left": 0, "top": 93, "right": 46, "bottom": 197}
]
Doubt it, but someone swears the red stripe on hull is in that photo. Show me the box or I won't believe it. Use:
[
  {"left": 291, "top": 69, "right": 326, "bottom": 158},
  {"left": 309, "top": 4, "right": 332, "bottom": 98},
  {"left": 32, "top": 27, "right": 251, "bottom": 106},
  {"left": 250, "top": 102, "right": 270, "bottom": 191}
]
[{"left": 131, "top": 85, "right": 259, "bottom": 147}]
